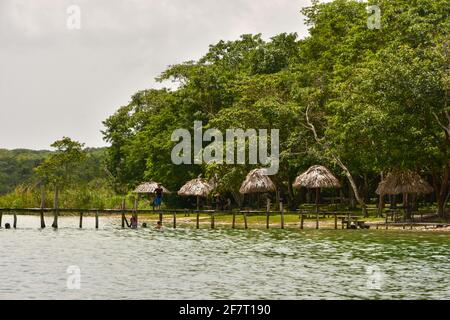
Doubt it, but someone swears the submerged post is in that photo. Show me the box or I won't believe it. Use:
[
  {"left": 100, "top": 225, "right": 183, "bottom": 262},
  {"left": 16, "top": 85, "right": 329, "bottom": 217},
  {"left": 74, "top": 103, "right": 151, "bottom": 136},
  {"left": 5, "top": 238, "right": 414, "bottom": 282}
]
[
  {"left": 134, "top": 197, "right": 139, "bottom": 227},
  {"left": 173, "top": 212, "right": 177, "bottom": 229},
  {"left": 300, "top": 212, "right": 304, "bottom": 229},
  {"left": 121, "top": 198, "right": 126, "bottom": 229},
  {"left": 95, "top": 211, "right": 99, "bottom": 229},
  {"left": 79, "top": 212, "right": 83, "bottom": 228},
  {"left": 243, "top": 212, "right": 248, "bottom": 230},
  {"left": 40, "top": 184, "right": 46, "bottom": 228},
  {"left": 385, "top": 212, "right": 388, "bottom": 230},
  {"left": 334, "top": 212, "right": 338, "bottom": 230},
  {"left": 316, "top": 212, "right": 319, "bottom": 230},
  {"left": 52, "top": 186, "right": 59, "bottom": 229},
  {"left": 13, "top": 212, "right": 17, "bottom": 229},
  {"left": 196, "top": 211, "right": 200, "bottom": 229},
  {"left": 232, "top": 212, "right": 236, "bottom": 229},
  {"left": 0, "top": 211, "right": 2, "bottom": 228}
]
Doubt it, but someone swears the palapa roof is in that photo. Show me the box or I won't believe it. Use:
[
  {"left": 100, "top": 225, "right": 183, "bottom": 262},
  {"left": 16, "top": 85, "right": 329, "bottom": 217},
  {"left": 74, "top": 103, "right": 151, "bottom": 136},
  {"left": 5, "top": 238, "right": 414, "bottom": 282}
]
[
  {"left": 293, "top": 165, "right": 341, "bottom": 189},
  {"left": 376, "top": 170, "right": 433, "bottom": 195},
  {"left": 239, "top": 169, "right": 276, "bottom": 194},
  {"left": 178, "top": 178, "right": 214, "bottom": 197},
  {"left": 134, "top": 181, "right": 170, "bottom": 194}
]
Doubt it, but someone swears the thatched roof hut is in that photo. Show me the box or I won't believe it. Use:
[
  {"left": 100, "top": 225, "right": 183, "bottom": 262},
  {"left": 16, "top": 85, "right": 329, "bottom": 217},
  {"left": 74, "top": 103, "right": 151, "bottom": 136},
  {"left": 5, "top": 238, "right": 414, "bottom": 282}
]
[
  {"left": 376, "top": 170, "right": 433, "bottom": 195},
  {"left": 239, "top": 169, "right": 276, "bottom": 194},
  {"left": 292, "top": 165, "right": 341, "bottom": 189},
  {"left": 178, "top": 178, "right": 214, "bottom": 197},
  {"left": 178, "top": 177, "right": 214, "bottom": 210},
  {"left": 134, "top": 181, "right": 170, "bottom": 194}
]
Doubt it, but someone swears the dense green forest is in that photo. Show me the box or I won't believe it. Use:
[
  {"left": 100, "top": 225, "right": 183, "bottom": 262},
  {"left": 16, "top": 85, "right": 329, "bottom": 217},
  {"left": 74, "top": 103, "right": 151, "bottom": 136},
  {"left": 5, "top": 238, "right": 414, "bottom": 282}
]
[
  {"left": 103, "top": 0, "right": 449, "bottom": 215},
  {"left": 1, "top": 0, "right": 449, "bottom": 215},
  {"left": 0, "top": 147, "right": 113, "bottom": 208}
]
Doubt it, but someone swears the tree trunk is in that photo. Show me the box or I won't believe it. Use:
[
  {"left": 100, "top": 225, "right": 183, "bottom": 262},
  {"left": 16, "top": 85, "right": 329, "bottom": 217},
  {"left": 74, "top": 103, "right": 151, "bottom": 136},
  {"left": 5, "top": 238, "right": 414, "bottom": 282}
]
[
  {"left": 315, "top": 188, "right": 320, "bottom": 214},
  {"left": 305, "top": 105, "right": 368, "bottom": 216}
]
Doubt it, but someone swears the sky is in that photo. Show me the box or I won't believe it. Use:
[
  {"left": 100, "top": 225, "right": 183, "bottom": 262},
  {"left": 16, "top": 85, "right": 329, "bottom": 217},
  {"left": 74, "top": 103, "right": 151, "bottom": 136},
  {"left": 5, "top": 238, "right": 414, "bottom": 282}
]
[{"left": 0, "top": 0, "right": 314, "bottom": 150}]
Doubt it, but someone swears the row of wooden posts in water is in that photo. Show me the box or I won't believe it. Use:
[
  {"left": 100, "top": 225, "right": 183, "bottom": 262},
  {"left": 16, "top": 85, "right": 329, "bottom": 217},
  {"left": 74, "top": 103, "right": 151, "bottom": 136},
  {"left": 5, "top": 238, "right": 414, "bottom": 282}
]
[
  {"left": 0, "top": 201, "right": 364, "bottom": 230},
  {"left": 1, "top": 196, "right": 441, "bottom": 230}
]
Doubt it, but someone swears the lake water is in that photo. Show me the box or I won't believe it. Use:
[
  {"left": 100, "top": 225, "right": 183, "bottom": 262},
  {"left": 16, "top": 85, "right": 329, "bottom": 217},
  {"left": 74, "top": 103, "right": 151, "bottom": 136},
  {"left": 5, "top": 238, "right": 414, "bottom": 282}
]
[{"left": 0, "top": 215, "right": 449, "bottom": 300}]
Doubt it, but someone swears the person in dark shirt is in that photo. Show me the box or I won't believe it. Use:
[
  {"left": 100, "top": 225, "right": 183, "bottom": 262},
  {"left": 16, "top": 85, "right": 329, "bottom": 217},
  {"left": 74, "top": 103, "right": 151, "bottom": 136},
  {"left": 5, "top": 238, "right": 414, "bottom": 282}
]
[{"left": 154, "top": 184, "right": 163, "bottom": 210}]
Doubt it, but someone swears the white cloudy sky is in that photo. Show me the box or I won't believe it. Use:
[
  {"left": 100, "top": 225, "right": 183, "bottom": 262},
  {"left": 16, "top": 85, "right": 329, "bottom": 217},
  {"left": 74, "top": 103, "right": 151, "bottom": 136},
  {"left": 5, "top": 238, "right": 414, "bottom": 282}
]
[{"left": 0, "top": 0, "right": 314, "bottom": 150}]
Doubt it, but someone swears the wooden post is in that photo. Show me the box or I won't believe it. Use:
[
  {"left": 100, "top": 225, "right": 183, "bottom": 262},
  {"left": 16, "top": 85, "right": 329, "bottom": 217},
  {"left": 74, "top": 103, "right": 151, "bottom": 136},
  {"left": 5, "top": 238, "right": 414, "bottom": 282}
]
[
  {"left": 196, "top": 211, "right": 200, "bottom": 229},
  {"left": 197, "top": 196, "right": 200, "bottom": 211},
  {"left": 0, "top": 211, "right": 2, "bottom": 228},
  {"left": 316, "top": 212, "right": 319, "bottom": 229},
  {"left": 347, "top": 212, "right": 351, "bottom": 229},
  {"left": 40, "top": 184, "right": 46, "bottom": 228},
  {"left": 95, "top": 211, "right": 99, "bottom": 229},
  {"left": 13, "top": 212, "right": 17, "bottom": 229},
  {"left": 134, "top": 196, "right": 139, "bottom": 227},
  {"left": 52, "top": 186, "right": 59, "bottom": 229},
  {"left": 280, "top": 202, "right": 285, "bottom": 229},
  {"left": 121, "top": 198, "right": 126, "bottom": 229},
  {"left": 79, "top": 212, "right": 83, "bottom": 229},
  {"left": 173, "top": 212, "right": 177, "bottom": 229},
  {"left": 334, "top": 212, "right": 338, "bottom": 230},
  {"left": 300, "top": 212, "right": 304, "bottom": 229},
  {"left": 232, "top": 212, "right": 236, "bottom": 229},
  {"left": 211, "top": 212, "right": 215, "bottom": 229},
  {"left": 243, "top": 212, "right": 248, "bottom": 229},
  {"left": 385, "top": 212, "right": 389, "bottom": 230}
]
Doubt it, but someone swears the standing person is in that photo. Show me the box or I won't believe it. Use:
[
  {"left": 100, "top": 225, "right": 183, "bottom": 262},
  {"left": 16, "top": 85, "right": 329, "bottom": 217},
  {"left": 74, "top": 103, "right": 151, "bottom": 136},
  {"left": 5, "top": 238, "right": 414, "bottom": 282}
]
[
  {"left": 130, "top": 215, "right": 138, "bottom": 229},
  {"left": 154, "top": 184, "right": 163, "bottom": 210}
]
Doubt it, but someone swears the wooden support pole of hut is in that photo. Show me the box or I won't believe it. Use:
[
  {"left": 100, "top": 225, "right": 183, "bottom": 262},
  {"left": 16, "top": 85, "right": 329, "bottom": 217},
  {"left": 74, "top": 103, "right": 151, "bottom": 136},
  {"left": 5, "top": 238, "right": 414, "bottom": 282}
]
[
  {"left": 280, "top": 202, "right": 285, "bottom": 229},
  {"left": 196, "top": 196, "right": 200, "bottom": 211},
  {"left": 300, "top": 212, "right": 304, "bottom": 229},
  {"left": 196, "top": 211, "right": 200, "bottom": 229},
  {"left": 243, "top": 212, "right": 248, "bottom": 229},
  {"left": 52, "top": 186, "right": 59, "bottom": 229},
  {"left": 95, "top": 211, "right": 99, "bottom": 229},
  {"left": 79, "top": 212, "right": 83, "bottom": 228},
  {"left": 315, "top": 188, "right": 320, "bottom": 229},
  {"left": 211, "top": 212, "right": 215, "bottom": 229},
  {"left": 121, "top": 198, "right": 126, "bottom": 229},
  {"left": 40, "top": 184, "right": 46, "bottom": 228}
]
